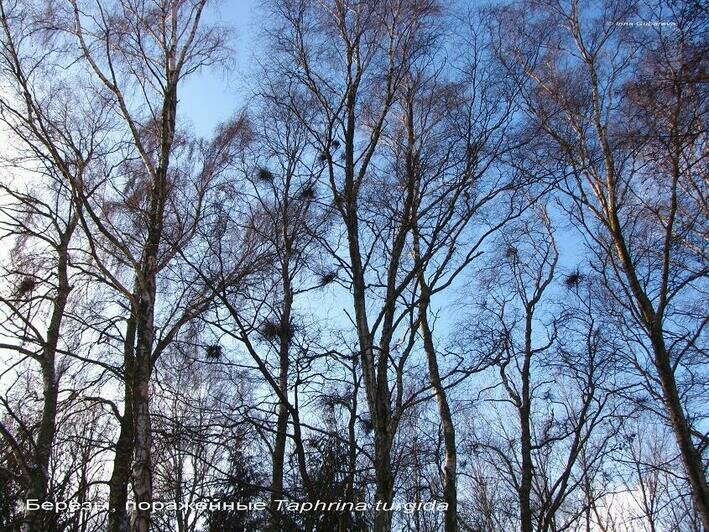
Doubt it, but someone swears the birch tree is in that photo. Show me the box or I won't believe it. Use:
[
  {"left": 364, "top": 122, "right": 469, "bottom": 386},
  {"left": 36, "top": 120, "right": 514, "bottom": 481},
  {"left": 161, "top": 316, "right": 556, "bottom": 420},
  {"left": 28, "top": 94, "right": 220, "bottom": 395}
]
[{"left": 491, "top": 0, "right": 708, "bottom": 524}]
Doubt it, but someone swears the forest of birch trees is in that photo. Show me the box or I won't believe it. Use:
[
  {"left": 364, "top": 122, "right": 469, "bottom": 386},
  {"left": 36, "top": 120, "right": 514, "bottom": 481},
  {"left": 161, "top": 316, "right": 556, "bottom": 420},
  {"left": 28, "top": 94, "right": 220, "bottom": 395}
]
[{"left": 0, "top": 0, "right": 706, "bottom": 530}]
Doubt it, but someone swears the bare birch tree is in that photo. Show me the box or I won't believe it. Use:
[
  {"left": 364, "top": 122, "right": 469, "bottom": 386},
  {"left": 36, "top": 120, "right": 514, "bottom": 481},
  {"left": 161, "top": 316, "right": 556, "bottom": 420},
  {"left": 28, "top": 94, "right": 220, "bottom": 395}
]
[
  {"left": 0, "top": 2, "right": 115, "bottom": 528},
  {"left": 491, "top": 0, "right": 708, "bottom": 525}
]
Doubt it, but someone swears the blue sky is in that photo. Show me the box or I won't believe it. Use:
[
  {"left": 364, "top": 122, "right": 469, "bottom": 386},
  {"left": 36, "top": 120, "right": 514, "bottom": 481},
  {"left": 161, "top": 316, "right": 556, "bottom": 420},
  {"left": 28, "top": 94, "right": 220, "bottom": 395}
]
[
  {"left": 174, "top": 0, "right": 592, "bottom": 347},
  {"left": 180, "top": 0, "right": 259, "bottom": 136}
]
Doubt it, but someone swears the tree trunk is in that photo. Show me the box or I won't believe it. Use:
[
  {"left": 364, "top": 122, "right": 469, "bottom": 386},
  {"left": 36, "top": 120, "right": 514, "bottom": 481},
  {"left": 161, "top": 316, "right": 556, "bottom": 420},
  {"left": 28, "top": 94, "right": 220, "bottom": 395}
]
[
  {"left": 270, "top": 370, "right": 289, "bottom": 528},
  {"left": 414, "top": 237, "right": 458, "bottom": 532},
  {"left": 373, "top": 431, "right": 394, "bottom": 532},
  {"left": 519, "top": 313, "right": 534, "bottom": 532},
  {"left": 607, "top": 214, "right": 709, "bottom": 529},
  {"left": 108, "top": 314, "right": 136, "bottom": 532},
  {"left": 652, "top": 331, "right": 709, "bottom": 530},
  {"left": 342, "top": 362, "right": 359, "bottom": 532},
  {"left": 107, "top": 407, "right": 135, "bottom": 532},
  {"left": 130, "top": 84, "right": 175, "bottom": 531},
  {"left": 132, "top": 301, "right": 155, "bottom": 532},
  {"left": 419, "top": 306, "right": 458, "bottom": 532},
  {"left": 346, "top": 205, "right": 395, "bottom": 532},
  {"left": 270, "top": 278, "right": 292, "bottom": 530},
  {"left": 22, "top": 230, "right": 74, "bottom": 532}
]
